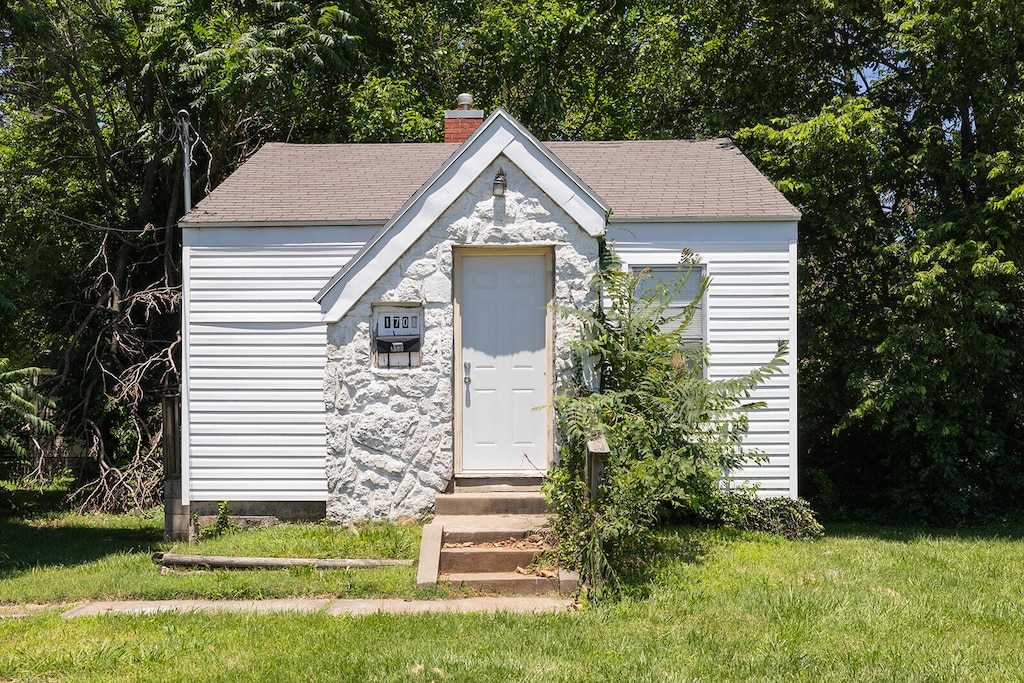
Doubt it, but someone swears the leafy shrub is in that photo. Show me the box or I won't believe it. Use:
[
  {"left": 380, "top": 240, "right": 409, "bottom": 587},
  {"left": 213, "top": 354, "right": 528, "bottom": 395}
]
[
  {"left": 0, "top": 357, "right": 55, "bottom": 477},
  {"left": 1, "top": 294, "right": 55, "bottom": 480},
  {"left": 546, "top": 247, "right": 787, "bottom": 598},
  {"left": 713, "top": 490, "right": 824, "bottom": 539}
]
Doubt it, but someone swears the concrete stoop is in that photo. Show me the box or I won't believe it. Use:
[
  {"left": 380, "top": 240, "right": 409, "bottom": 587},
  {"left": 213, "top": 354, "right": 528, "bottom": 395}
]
[
  {"left": 416, "top": 491, "right": 579, "bottom": 596},
  {"left": 433, "top": 491, "right": 551, "bottom": 516}
]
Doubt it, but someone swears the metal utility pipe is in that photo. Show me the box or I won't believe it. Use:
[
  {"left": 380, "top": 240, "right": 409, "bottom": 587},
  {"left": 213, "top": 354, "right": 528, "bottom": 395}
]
[{"left": 177, "top": 110, "right": 192, "bottom": 213}]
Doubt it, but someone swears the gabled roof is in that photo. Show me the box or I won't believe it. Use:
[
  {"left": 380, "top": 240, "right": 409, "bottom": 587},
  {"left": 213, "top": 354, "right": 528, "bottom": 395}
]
[
  {"left": 180, "top": 137, "right": 799, "bottom": 227},
  {"left": 314, "top": 108, "right": 611, "bottom": 322}
]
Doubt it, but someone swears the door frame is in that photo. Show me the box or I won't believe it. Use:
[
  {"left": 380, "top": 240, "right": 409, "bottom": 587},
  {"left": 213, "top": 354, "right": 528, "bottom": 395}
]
[{"left": 453, "top": 246, "right": 555, "bottom": 475}]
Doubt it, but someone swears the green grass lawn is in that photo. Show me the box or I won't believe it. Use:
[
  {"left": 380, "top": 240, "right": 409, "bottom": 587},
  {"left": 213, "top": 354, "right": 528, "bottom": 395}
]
[
  {"left": 0, "top": 505, "right": 455, "bottom": 603},
  {"left": 1, "top": 506, "right": 1023, "bottom": 681}
]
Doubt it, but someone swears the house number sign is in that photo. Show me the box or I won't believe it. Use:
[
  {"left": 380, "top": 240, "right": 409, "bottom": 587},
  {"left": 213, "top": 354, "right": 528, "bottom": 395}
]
[{"left": 373, "top": 305, "right": 423, "bottom": 369}]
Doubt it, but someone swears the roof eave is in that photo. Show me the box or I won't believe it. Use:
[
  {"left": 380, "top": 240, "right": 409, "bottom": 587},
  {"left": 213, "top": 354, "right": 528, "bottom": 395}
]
[
  {"left": 607, "top": 213, "right": 801, "bottom": 223},
  {"left": 179, "top": 218, "right": 386, "bottom": 229}
]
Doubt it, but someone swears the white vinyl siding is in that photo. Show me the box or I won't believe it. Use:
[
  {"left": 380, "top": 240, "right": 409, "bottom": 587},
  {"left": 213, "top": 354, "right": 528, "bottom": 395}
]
[
  {"left": 610, "top": 221, "right": 799, "bottom": 498},
  {"left": 182, "top": 228, "right": 375, "bottom": 504}
]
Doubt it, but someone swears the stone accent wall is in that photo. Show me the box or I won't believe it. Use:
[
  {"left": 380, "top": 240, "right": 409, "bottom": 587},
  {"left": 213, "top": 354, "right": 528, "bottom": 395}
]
[{"left": 324, "top": 157, "right": 600, "bottom": 521}]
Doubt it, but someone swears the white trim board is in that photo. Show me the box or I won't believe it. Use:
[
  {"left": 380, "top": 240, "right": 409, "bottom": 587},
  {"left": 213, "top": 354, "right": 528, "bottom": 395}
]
[{"left": 183, "top": 225, "right": 380, "bottom": 247}]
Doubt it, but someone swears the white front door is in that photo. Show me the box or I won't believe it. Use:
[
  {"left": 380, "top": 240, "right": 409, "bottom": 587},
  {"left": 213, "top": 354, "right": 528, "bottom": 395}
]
[{"left": 457, "top": 252, "right": 550, "bottom": 473}]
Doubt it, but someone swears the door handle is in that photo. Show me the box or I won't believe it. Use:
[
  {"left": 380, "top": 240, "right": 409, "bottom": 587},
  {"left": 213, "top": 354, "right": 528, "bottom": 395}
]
[{"left": 464, "top": 361, "right": 471, "bottom": 384}]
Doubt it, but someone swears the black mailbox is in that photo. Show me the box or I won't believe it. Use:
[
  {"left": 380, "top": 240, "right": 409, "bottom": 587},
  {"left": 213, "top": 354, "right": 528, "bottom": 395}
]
[{"left": 375, "top": 335, "right": 421, "bottom": 354}]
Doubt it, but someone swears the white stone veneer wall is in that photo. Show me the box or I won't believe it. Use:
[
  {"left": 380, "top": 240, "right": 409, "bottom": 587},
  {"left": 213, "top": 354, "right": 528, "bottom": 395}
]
[{"left": 324, "top": 158, "right": 601, "bottom": 521}]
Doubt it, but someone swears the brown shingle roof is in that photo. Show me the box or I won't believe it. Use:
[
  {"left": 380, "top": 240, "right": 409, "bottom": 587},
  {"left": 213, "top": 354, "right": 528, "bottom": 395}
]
[{"left": 182, "top": 139, "right": 798, "bottom": 225}]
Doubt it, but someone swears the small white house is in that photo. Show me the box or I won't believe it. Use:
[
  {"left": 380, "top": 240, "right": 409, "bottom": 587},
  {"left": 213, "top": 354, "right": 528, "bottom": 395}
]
[{"left": 178, "top": 102, "right": 800, "bottom": 522}]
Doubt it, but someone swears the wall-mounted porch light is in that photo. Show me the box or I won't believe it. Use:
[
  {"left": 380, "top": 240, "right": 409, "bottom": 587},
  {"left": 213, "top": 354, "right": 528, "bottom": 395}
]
[{"left": 492, "top": 168, "right": 507, "bottom": 197}]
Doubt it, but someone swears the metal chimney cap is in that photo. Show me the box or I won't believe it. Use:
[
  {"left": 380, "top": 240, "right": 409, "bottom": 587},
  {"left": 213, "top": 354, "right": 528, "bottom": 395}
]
[{"left": 456, "top": 93, "right": 473, "bottom": 110}]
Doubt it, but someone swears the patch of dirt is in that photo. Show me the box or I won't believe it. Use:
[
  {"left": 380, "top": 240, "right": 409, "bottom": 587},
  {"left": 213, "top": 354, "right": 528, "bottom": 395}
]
[
  {"left": 514, "top": 566, "right": 558, "bottom": 578},
  {"left": 443, "top": 534, "right": 550, "bottom": 550},
  {"left": 0, "top": 603, "right": 68, "bottom": 618}
]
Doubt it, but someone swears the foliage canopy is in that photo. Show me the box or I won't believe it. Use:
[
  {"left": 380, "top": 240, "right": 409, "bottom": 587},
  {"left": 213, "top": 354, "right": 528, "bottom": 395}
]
[{"left": 0, "top": 0, "right": 1022, "bottom": 520}]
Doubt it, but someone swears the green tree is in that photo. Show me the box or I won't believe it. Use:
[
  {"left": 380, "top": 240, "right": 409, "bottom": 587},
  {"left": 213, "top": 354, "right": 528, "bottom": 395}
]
[
  {"left": 0, "top": 0, "right": 370, "bottom": 508},
  {"left": 629, "top": 0, "right": 883, "bottom": 138},
  {"left": 739, "top": 1, "right": 1024, "bottom": 521}
]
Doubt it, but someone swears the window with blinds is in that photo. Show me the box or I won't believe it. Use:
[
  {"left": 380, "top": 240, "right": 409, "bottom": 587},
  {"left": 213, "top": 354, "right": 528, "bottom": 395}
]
[{"left": 632, "top": 264, "right": 706, "bottom": 348}]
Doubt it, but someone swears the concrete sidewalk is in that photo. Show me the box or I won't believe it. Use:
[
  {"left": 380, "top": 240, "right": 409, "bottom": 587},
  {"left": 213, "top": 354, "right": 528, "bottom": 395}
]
[{"left": 1, "top": 597, "right": 575, "bottom": 619}]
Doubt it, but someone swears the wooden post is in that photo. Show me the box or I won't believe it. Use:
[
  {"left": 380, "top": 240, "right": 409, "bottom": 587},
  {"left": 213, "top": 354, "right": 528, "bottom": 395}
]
[
  {"left": 162, "top": 389, "right": 189, "bottom": 541},
  {"left": 586, "top": 434, "right": 610, "bottom": 502}
]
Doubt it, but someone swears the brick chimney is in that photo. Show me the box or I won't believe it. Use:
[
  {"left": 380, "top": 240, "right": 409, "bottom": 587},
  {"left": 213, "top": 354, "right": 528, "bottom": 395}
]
[{"left": 444, "top": 93, "right": 484, "bottom": 143}]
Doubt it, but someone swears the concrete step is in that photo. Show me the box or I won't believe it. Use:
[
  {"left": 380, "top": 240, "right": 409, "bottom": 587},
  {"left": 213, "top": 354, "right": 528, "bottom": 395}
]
[
  {"left": 440, "top": 571, "right": 562, "bottom": 595},
  {"left": 439, "top": 547, "right": 542, "bottom": 573},
  {"left": 433, "top": 491, "right": 550, "bottom": 516},
  {"left": 454, "top": 475, "right": 544, "bottom": 493},
  {"left": 437, "top": 514, "right": 551, "bottom": 544}
]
